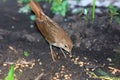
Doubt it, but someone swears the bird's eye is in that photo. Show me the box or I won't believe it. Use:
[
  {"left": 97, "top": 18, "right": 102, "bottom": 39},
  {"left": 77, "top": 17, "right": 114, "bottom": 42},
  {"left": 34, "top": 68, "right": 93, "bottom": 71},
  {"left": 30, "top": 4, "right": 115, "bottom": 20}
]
[{"left": 64, "top": 45, "right": 68, "bottom": 48}]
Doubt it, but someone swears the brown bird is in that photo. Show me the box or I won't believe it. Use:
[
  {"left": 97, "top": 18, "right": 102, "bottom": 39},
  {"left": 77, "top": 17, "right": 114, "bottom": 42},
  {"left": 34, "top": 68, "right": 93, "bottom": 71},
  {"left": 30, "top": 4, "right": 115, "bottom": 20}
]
[{"left": 29, "top": 0, "right": 73, "bottom": 61}]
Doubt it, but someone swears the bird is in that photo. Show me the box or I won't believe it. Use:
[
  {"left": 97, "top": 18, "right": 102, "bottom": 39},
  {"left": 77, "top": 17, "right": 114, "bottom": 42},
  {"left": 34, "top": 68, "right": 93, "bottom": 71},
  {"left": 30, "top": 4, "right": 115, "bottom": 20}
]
[{"left": 29, "top": 0, "right": 73, "bottom": 61}]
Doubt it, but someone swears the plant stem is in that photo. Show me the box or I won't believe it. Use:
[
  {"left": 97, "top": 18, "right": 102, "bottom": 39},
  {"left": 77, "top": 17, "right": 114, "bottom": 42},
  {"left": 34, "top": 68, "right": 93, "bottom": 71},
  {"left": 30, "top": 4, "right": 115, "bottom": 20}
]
[{"left": 92, "top": 0, "right": 96, "bottom": 21}]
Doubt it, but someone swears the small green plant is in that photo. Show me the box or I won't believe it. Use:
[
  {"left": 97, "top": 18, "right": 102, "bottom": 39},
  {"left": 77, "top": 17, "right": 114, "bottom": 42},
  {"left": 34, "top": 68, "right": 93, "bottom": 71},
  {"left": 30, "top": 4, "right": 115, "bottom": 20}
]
[
  {"left": 51, "top": 0, "right": 70, "bottom": 16},
  {"left": 18, "top": 4, "right": 31, "bottom": 14},
  {"left": 5, "top": 64, "right": 15, "bottom": 80},
  {"left": 108, "top": 5, "right": 119, "bottom": 24},
  {"left": 92, "top": 0, "right": 96, "bottom": 21},
  {"left": 23, "top": 51, "right": 29, "bottom": 57},
  {"left": 72, "top": 8, "right": 89, "bottom": 16},
  {"left": 17, "top": 0, "right": 70, "bottom": 17}
]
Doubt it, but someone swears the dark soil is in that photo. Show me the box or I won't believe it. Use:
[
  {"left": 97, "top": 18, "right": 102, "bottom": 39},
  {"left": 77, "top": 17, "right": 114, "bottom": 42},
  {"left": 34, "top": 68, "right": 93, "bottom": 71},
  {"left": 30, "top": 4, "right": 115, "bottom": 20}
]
[{"left": 0, "top": 0, "right": 120, "bottom": 80}]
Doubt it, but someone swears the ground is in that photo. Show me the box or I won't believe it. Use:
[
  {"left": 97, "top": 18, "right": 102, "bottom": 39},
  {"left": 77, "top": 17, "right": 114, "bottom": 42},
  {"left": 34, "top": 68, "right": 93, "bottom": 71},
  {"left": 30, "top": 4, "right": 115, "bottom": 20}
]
[{"left": 0, "top": 0, "right": 120, "bottom": 80}]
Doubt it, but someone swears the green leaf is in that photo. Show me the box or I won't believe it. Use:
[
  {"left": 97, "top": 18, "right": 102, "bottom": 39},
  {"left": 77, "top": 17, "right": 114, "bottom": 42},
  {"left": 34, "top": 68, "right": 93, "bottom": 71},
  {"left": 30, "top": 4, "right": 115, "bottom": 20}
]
[
  {"left": 24, "top": 51, "right": 29, "bottom": 57},
  {"left": 92, "top": 0, "right": 96, "bottom": 20},
  {"left": 5, "top": 64, "right": 15, "bottom": 80},
  {"left": 84, "top": 8, "right": 89, "bottom": 15},
  {"left": 30, "top": 15, "right": 36, "bottom": 21},
  {"left": 51, "top": 0, "right": 69, "bottom": 16},
  {"left": 97, "top": 69, "right": 109, "bottom": 76},
  {"left": 18, "top": 4, "right": 31, "bottom": 14},
  {"left": 108, "top": 5, "right": 119, "bottom": 16}
]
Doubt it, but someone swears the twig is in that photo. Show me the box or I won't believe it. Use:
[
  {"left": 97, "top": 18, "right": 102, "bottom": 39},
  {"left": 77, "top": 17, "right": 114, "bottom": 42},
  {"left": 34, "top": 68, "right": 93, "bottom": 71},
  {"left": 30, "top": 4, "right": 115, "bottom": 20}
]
[{"left": 35, "top": 73, "right": 44, "bottom": 80}]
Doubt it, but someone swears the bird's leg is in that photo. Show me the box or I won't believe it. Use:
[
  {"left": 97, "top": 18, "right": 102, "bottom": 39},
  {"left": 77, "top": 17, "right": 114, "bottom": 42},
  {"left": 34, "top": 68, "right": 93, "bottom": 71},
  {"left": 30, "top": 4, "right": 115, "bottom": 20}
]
[
  {"left": 50, "top": 45, "right": 56, "bottom": 61},
  {"left": 60, "top": 48, "right": 67, "bottom": 58}
]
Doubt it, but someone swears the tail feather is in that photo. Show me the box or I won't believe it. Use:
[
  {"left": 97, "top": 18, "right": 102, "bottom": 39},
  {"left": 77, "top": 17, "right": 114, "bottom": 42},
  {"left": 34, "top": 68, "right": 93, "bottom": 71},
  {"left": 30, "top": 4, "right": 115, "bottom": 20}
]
[{"left": 29, "top": 0, "right": 43, "bottom": 18}]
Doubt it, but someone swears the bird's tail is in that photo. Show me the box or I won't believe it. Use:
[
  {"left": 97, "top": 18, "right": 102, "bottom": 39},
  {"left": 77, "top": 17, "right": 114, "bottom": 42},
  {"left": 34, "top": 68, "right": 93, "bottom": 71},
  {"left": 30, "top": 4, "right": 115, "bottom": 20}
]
[{"left": 29, "top": 0, "right": 44, "bottom": 18}]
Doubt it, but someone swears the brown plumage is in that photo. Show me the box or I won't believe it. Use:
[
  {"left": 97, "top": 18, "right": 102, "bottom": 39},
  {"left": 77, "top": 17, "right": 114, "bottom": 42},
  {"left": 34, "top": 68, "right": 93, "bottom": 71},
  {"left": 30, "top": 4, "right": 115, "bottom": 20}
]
[{"left": 29, "top": 0, "right": 73, "bottom": 61}]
